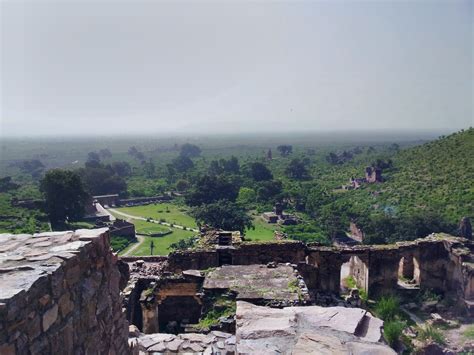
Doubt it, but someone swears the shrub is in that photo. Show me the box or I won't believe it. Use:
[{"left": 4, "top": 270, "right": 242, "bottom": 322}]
[
  {"left": 417, "top": 325, "right": 445, "bottom": 345},
  {"left": 383, "top": 320, "right": 406, "bottom": 348},
  {"left": 344, "top": 276, "right": 357, "bottom": 289},
  {"left": 374, "top": 295, "right": 400, "bottom": 321}
]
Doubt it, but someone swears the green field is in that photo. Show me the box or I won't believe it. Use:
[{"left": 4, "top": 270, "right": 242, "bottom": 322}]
[
  {"left": 109, "top": 207, "right": 196, "bottom": 256},
  {"left": 116, "top": 203, "right": 197, "bottom": 229},
  {"left": 119, "top": 228, "right": 195, "bottom": 256},
  {"left": 131, "top": 219, "right": 171, "bottom": 235},
  {"left": 244, "top": 214, "right": 279, "bottom": 242}
]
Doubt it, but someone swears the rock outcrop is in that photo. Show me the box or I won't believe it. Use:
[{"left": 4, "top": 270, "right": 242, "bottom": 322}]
[
  {"left": 133, "top": 301, "right": 394, "bottom": 354},
  {"left": 0, "top": 229, "right": 129, "bottom": 354},
  {"left": 235, "top": 301, "right": 394, "bottom": 354}
]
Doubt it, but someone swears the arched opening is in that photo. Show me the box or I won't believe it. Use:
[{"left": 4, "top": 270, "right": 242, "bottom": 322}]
[
  {"left": 340, "top": 255, "right": 369, "bottom": 295},
  {"left": 398, "top": 256, "right": 420, "bottom": 288}
]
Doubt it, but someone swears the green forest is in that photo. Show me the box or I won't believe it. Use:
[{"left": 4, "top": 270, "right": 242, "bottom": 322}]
[{"left": 1, "top": 128, "right": 472, "bottom": 248}]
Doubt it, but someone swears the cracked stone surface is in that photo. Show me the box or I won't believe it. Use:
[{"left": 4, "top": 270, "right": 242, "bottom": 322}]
[
  {"left": 133, "top": 301, "right": 394, "bottom": 354},
  {"left": 203, "top": 264, "right": 307, "bottom": 302},
  {"left": 235, "top": 301, "right": 395, "bottom": 354}
]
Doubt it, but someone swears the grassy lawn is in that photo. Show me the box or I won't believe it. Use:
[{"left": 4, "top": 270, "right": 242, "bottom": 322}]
[
  {"left": 123, "top": 228, "right": 196, "bottom": 256},
  {"left": 132, "top": 219, "right": 171, "bottom": 235},
  {"left": 110, "top": 208, "right": 196, "bottom": 256},
  {"left": 244, "top": 215, "right": 279, "bottom": 242},
  {"left": 116, "top": 203, "right": 197, "bottom": 228}
]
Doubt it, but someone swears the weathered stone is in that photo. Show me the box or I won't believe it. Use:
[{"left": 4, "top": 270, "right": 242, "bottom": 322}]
[
  {"left": 38, "top": 294, "right": 51, "bottom": 307},
  {"left": 26, "top": 314, "right": 41, "bottom": 340},
  {"left": 58, "top": 293, "right": 74, "bottom": 317},
  {"left": 166, "top": 338, "right": 183, "bottom": 351},
  {"left": 236, "top": 301, "right": 391, "bottom": 354},
  {"left": 42, "top": 304, "right": 58, "bottom": 332},
  {"left": 147, "top": 342, "right": 167, "bottom": 352},
  {"left": 0, "top": 229, "right": 128, "bottom": 354}
]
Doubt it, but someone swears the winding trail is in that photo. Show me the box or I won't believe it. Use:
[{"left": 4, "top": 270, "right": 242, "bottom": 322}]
[
  {"left": 121, "top": 235, "right": 145, "bottom": 256},
  {"left": 107, "top": 208, "right": 199, "bottom": 233}
]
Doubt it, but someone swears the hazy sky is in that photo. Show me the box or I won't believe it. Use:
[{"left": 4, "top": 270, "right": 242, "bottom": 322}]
[{"left": 1, "top": 0, "right": 472, "bottom": 137}]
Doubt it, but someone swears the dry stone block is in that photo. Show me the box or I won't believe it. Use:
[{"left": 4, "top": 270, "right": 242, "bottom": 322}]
[{"left": 42, "top": 304, "right": 58, "bottom": 332}]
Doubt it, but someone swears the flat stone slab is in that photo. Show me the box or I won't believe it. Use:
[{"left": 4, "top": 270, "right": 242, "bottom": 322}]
[
  {"left": 203, "top": 264, "right": 302, "bottom": 301},
  {"left": 0, "top": 228, "right": 108, "bottom": 302},
  {"left": 236, "top": 301, "right": 395, "bottom": 354}
]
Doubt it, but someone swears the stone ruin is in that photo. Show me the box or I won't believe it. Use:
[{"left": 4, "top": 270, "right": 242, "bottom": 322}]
[
  {"left": 0, "top": 229, "right": 129, "bottom": 354},
  {"left": 1, "top": 228, "right": 473, "bottom": 354},
  {"left": 344, "top": 166, "right": 383, "bottom": 190}
]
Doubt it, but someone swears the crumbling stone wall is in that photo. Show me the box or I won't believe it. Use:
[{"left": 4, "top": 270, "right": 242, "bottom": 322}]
[
  {"left": 128, "top": 234, "right": 474, "bottom": 313},
  {"left": 0, "top": 229, "right": 129, "bottom": 355},
  {"left": 165, "top": 241, "right": 306, "bottom": 273}
]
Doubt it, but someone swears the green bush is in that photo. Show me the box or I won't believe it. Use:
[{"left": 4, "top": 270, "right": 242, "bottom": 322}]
[
  {"left": 383, "top": 320, "right": 406, "bottom": 348},
  {"left": 417, "top": 325, "right": 445, "bottom": 345},
  {"left": 374, "top": 295, "right": 400, "bottom": 321},
  {"left": 344, "top": 276, "right": 357, "bottom": 289}
]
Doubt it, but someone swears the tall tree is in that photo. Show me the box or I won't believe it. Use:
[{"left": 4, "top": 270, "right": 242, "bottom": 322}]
[
  {"left": 248, "top": 162, "right": 273, "bottom": 181},
  {"left": 285, "top": 158, "right": 310, "bottom": 180},
  {"left": 192, "top": 200, "right": 253, "bottom": 233},
  {"left": 172, "top": 155, "right": 194, "bottom": 173},
  {"left": 87, "top": 151, "right": 101, "bottom": 163},
  {"left": 111, "top": 162, "right": 132, "bottom": 177},
  {"left": 40, "top": 169, "right": 89, "bottom": 225},
  {"left": 185, "top": 175, "right": 240, "bottom": 206},
  {"left": 180, "top": 143, "right": 201, "bottom": 158},
  {"left": 277, "top": 145, "right": 293, "bottom": 157}
]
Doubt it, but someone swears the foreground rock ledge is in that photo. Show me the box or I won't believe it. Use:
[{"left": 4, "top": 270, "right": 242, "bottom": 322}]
[
  {"left": 0, "top": 228, "right": 129, "bottom": 354},
  {"left": 132, "top": 301, "right": 394, "bottom": 354},
  {"left": 236, "top": 301, "right": 394, "bottom": 354}
]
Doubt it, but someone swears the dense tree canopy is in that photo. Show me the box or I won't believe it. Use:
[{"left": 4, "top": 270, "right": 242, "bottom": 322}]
[
  {"left": 40, "top": 169, "right": 89, "bottom": 225},
  {"left": 248, "top": 162, "right": 273, "bottom": 181},
  {"left": 111, "top": 161, "right": 132, "bottom": 177},
  {"left": 78, "top": 163, "right": 127, "bottom": 196},
  {"left": 0, "top": 177, "right": 19, "bottom": 193},
  {"left": 192, "top": 200, "right": 253, "bottom": 233},
  {"left": 180, "top": 143, "right": 201, "bottom": 158},
  {"left": 185, "top": 175, "right": 240, "bottom": 206},
  {"left": 208, "top": 157, "right": 240, "bottom": 176},
  {"left": 277, "top": 145, "right": 293, "bottom": 157},
  {"left": 171, "top": 155, "right": 194, "bottom": 173},
  {"left": 285, "top": 158, "right": 310, "bottom": 180}
]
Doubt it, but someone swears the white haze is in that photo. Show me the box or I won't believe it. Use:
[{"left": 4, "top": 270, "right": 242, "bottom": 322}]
[{"left": 0, "top": 0, "right": 472, "bottom": 137}]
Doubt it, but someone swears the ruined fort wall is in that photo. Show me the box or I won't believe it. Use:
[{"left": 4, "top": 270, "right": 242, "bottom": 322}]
[
  {"left": 231, "top": 241, "right": 306, "bottom": 265},
  {"left": 167, "top": 250, "right": 219, "bottom": 272},
  {"left": 165, "top": 241, "right": 306, "bottom": 273},
  {"left": 0, "top": 229, "right": 129, "bottom": 355}
]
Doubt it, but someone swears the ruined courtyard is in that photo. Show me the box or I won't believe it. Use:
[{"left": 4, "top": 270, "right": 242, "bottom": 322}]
[{"left": 1, "top": 228, "right": 473, "bottom": 354}]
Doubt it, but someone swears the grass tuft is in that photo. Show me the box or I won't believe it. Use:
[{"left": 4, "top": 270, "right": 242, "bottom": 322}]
[
  {"left": 383, "top": 320, "right": 406, "bottom": 348},
  {"left": 375, "top": 295, "right": 400, "bottom": 321}
]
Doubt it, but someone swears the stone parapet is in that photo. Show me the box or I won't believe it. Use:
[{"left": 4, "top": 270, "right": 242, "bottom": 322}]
[{"left": 0, "top": 228, "right": 129, "bottom": 354}]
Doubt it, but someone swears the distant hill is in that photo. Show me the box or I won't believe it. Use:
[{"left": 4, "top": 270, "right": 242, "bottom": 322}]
[
  {"left": 382, "top": 128, "right": 473, "bottom": 223},
  {"left": 329, "top": 128, "right": 473, "bottom": 243}
]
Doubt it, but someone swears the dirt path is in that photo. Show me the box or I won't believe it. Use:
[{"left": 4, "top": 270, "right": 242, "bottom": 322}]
[
  {"left": 121, "top": 235, "right": 145, "bottom": 256},
  {"left": 107, "top": 208, "right": 199, "bottom": 232}
]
